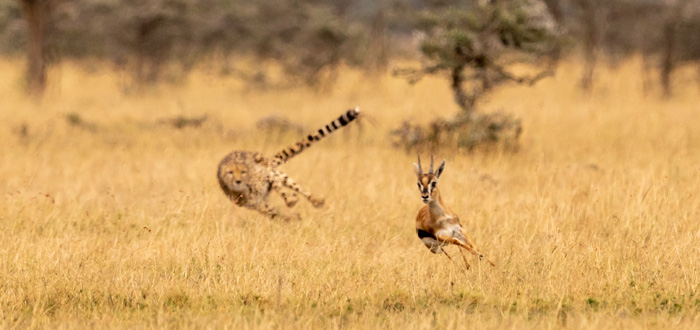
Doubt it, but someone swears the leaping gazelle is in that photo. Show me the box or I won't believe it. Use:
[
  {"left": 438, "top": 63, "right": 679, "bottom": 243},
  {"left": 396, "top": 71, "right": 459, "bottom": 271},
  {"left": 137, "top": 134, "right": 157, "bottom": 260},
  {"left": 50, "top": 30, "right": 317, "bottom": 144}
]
[{"left": 413, "top": 156, "right": 496, "bottom": 269}]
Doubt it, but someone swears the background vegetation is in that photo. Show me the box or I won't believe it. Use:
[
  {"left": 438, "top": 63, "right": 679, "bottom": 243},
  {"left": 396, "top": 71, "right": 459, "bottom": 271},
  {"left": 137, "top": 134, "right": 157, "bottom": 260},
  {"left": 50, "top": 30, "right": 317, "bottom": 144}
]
[
  {"left": 2, "top": 0, "right": 700, "bottom": 328},
  {"left": 4, "top": 0, "right": 700, "bottom": 95}
]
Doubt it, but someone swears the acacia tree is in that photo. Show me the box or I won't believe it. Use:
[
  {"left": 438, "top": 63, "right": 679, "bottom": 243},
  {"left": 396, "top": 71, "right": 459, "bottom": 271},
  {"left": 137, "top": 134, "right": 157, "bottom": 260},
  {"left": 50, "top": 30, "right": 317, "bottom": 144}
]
[{"left": 393, "top": 0, "right": 560, "bottom": 151}]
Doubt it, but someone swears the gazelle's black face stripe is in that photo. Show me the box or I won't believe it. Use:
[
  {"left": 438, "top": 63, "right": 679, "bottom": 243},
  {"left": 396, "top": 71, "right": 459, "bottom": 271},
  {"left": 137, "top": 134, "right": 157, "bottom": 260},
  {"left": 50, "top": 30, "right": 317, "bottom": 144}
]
[
  {"left": 417, "top": 175, "right": 437, "bottom": 202},
  {"left": 273, "top": 108, "right": 360, "bottom": 164}
]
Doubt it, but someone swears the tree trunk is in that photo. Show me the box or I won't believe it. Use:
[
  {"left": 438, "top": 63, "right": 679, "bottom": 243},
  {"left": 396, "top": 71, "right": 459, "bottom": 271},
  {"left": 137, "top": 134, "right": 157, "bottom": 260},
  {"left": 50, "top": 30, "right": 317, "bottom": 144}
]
[
  {"left": 542, "top": 0, "right": 563, "bottom": 62},
  {"left": 577, "top": 0, "right": 599, "bottom": 93},
  {"left": 660, "top": 20, "right": 676, "bottom": 98},
  {"left": 21, "top": 0, "right": 50, "bottom": 97},
  {"left": 368, "top": 7, "right": 388, "bottom": 71},
  {"left": 135, "top": 16, "right": 165, "bottom": 84},
  {"left": 451, "top": 64, "right": 475, "bottom": 117},
  {"left": 660, "top": 0, "right": 692, "bottom": 98}
]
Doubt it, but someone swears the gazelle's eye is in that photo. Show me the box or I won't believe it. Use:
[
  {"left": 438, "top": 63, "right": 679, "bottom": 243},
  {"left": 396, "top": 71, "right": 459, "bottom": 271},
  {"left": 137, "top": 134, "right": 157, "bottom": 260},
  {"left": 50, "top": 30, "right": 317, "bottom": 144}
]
[
  {"left": 417, "top": 183, "right": 421, "bottom": 189},
  {"left": 431, "top": 182, "right": 437, "bottom": 188}
]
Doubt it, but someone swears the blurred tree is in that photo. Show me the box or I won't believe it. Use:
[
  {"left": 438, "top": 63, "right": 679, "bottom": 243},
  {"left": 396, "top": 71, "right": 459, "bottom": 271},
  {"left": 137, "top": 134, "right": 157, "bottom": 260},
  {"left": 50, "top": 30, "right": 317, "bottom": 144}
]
[
  {"left": 4, "top": 0, "right": 370, "bottom": 89},
  {"left": 2, "top": 0, "right": 699, "bottom": 97},
  {"left": 19, "top": 0, "right": 53, "bottom": 96},
  {"left": 659, "top": 0, "right": 693, "bottom": 98},
  {"left": 235, "top": 1, "right": 365, "bottom": 87},
  {"left": 557, "top": 0, "right": 700, "bottom": 96},
  {"left": 392, "top": 0, "right": 560, "bottom": 151}
]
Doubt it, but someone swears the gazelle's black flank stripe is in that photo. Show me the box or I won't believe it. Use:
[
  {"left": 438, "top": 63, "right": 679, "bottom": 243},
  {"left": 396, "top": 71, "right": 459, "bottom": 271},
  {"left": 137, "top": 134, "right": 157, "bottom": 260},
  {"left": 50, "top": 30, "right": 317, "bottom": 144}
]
[
  {"left": 416, "top": 229, "right": 435, "bottom": 240},
  {"left": 272, "top": 107, "right": 360, "bottom": 164}
]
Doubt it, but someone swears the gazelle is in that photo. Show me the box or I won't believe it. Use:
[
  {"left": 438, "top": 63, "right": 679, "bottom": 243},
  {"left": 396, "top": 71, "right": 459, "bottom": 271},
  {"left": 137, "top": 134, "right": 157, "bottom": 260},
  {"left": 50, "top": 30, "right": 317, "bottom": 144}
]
[{"left": 413, "top": 156, "right": 496, "bottom": 269}]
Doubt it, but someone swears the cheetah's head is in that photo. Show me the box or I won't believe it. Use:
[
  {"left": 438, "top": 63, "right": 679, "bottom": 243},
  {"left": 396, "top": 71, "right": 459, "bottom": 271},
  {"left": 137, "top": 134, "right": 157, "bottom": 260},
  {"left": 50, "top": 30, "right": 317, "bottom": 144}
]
[{"left": 219, "top": 162, "right": 250, "bottom": 193}]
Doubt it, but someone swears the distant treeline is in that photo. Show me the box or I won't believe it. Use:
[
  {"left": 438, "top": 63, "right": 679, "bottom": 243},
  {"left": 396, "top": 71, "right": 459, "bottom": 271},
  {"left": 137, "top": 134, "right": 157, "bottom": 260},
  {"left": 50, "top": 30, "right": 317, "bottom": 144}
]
[{"left": 3, "top": 0, "right": 700, "bottom": 95}]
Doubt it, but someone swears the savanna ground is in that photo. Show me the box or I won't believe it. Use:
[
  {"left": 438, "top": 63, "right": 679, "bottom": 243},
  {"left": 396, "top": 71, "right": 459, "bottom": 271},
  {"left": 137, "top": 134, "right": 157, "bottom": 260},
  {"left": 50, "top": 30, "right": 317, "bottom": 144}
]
[{"left": 1, "top": 57, "right": 700, "bottom": 329}]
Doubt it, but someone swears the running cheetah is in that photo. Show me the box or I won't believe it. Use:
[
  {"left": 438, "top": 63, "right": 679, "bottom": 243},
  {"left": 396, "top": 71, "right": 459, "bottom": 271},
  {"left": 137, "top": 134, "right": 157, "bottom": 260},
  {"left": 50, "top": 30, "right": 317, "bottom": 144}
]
[{"left": 217, "top": 108, "right": 360, "bottom": 220}]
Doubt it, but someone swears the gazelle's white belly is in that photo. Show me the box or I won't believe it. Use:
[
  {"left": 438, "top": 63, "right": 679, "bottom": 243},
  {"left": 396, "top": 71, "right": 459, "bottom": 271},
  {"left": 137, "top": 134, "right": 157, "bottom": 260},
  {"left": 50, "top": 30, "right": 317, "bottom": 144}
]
[{"left": 435, "top": 224, "right": 462, "bottom": 240}]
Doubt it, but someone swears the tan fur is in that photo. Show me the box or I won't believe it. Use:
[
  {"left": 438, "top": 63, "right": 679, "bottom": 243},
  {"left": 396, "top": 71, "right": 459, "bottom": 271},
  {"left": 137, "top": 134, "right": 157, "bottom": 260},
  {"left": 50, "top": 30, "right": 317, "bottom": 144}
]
[
  {"left": 413, "top": 157, "right": 496, "bottom": 269},
  {"left": 217, "top": 108, "right": 359, "bottom": 220}
]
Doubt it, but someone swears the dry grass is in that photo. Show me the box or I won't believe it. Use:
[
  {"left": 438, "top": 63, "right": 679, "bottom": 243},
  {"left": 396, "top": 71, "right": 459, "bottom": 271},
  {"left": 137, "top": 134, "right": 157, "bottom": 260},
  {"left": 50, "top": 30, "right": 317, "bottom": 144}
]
[{"left": 1, "top": 57, "right": 700, "bottom": 329}]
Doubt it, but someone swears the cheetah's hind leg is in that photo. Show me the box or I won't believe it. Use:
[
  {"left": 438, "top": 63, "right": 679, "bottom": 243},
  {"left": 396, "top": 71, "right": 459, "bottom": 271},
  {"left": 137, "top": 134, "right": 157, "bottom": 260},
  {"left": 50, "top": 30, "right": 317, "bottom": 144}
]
[
  {"left": 267, "top": 175, "right": 302, "bottom": 208},
  {"left": 272, "top": 181, "right": 299, "bottom": 208},
  {"left": 276, "top": 171, "right": 325, "bottom": 208}
]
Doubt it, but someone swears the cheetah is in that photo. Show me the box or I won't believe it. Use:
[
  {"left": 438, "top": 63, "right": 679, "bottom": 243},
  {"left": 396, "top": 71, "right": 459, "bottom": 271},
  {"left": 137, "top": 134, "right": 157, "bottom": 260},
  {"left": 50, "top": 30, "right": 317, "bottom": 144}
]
[{"left": 217, "top": 108, "right": 360, "bottom": 220}]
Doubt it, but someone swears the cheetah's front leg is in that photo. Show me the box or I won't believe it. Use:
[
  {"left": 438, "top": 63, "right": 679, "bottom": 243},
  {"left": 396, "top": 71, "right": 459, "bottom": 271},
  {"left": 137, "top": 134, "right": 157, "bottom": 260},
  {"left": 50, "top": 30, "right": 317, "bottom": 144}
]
[{"left": 254, "top": 202, "right": 300, "bottom": 221}]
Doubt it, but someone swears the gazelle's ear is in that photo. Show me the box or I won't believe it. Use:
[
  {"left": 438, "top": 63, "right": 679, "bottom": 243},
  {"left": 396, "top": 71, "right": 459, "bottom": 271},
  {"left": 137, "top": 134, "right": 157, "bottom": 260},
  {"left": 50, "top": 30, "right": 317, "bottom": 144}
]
[
  {"left": 413, "top": 163, "right": 421, "bottom": 175},
  {"left": 435, "top": 159, "right": 447, "bottom": 178}
]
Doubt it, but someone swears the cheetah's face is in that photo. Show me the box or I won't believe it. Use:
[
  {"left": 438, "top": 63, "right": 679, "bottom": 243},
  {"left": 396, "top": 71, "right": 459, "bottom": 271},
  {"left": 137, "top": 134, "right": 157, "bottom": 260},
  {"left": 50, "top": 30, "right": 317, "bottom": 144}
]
[{"left": 221, "top": 163, "right": 250, "bottom": 192}]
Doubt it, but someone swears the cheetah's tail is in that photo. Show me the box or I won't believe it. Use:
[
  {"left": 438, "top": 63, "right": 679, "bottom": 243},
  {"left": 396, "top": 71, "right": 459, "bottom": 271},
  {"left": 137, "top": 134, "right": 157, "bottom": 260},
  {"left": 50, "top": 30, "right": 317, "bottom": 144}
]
[{"left": 272, "top": 107, "right": 360, "bottom": 165}]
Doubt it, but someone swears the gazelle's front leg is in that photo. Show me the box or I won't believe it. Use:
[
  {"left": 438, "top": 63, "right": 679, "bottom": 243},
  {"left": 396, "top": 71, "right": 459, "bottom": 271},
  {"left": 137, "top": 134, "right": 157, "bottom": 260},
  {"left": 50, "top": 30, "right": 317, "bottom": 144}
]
[
  {"left": 438, "top": 244, "right": 470, "bottom": 270},
  {"left": 277, "top": 171, "right": 324, "bottom": 208}
]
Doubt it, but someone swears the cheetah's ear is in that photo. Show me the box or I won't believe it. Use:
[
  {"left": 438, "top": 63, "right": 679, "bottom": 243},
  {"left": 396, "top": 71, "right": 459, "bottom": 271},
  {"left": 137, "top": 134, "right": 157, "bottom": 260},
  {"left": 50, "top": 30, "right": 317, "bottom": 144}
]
[
  {"left": 253, "top": 153, "right": 265, "bottom": 163},
  {"left": 435, "top": 159, "right": 446, "bottom": 179}
]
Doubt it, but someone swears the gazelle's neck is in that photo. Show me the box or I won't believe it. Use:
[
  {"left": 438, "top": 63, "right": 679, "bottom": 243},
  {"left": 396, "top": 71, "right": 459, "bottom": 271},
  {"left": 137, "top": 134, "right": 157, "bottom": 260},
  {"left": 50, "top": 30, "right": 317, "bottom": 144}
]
[{"left": 427, "top": 188, "right": 448, "bottom": 218}]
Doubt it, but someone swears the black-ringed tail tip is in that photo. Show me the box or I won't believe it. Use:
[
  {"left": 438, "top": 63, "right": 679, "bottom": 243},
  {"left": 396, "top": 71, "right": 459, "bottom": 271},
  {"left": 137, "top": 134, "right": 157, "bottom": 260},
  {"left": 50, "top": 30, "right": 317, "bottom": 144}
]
[{"left": 272, "top": 107, "right": 361, "bottom": 164}]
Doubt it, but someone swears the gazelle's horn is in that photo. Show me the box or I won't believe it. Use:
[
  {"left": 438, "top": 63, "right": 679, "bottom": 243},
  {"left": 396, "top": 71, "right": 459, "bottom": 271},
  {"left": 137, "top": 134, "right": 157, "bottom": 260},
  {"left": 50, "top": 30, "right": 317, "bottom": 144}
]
[
  {"left": 429, "top": 155, "right": 434, "bottom": 174},
  {"left": 417, "top": 156, "right": 423, "bottom": 174}
]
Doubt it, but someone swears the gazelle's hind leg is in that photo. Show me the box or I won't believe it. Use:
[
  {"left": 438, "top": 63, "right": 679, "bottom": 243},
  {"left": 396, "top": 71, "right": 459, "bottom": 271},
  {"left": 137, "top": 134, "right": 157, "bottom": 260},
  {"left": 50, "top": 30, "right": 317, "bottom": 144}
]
[
  {"left": 458, "top": 227, "right": 479, "bottom": 250},
  {"left": 457, "top": 227, "right": 496, "bottom": 267},
  {"left": 457, "top": 249, "right": 471, "bottom": 270},
  {"left": 436, "top": 234, "right": 496, "bottom": 267},
  {"left": 277, "top": 171, "right": 325, "bottom": 208}
]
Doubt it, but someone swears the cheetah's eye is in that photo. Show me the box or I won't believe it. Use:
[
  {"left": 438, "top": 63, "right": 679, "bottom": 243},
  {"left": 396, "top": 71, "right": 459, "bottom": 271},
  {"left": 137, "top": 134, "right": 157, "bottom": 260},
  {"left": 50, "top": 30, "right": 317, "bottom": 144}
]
[
  {"left": 241, "top": 171, "right": 247, "bottom": 175},
  {"left": 227, "top": 170, "right": 233, "bottom": 175}
]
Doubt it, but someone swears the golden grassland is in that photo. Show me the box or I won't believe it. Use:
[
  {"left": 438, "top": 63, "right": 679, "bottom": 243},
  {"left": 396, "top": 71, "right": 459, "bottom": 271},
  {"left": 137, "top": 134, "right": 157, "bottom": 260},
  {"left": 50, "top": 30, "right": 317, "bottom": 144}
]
[{"left": 1, "top": 57, "right": 700, "bottom": 329}]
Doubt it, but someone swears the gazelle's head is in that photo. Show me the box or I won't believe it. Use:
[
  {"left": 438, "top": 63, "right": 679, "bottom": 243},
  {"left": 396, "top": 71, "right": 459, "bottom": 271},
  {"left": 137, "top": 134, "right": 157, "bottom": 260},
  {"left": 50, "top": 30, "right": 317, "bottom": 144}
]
[{"left": 413, "top": 155, "right": 446, "bottom": 204}]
